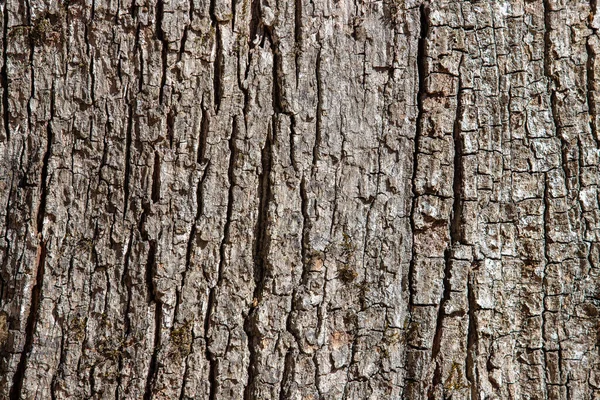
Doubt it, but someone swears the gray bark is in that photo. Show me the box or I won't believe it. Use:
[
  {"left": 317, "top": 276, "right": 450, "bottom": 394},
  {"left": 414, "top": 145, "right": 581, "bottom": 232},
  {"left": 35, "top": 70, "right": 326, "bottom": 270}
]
[{"left": 0, "top": 0, "right": 599, "bottom": 398}]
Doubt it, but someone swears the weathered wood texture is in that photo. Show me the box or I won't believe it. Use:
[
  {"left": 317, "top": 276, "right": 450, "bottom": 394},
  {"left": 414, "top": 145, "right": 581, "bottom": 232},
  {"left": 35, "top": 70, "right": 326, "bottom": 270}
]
[{"left": 1, "top": 0, "right": 599, "bottom": 398}]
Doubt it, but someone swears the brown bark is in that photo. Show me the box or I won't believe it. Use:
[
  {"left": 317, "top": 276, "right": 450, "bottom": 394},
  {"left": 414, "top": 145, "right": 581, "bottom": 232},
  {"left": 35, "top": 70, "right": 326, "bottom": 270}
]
[{"left": 1, "top": 0, "right": 599, "bottom": 398}]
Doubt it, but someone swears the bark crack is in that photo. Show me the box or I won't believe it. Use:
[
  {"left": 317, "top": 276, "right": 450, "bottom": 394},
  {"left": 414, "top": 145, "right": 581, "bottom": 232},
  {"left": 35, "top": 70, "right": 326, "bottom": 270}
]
[
  {"left": 408, "top": 2, "right": 429, "bottom": 312},
  {"left": 1, "top": 5, "right": 9, "bottom": 142},
  {"left": 311, "top": 46, "right": 323, "bottom": 169},
  {"left": 244, "top": 121, "right": 273, "bottom": 400},
  {"left": 143, "top": 240, "right": 162, "bottom": 400},
  {"left": 123, "top": 101, "right": 134, "bottom": 219},
  {"left": 10, "top": 239, "right": 47, "bottom": 400},
  {"left": 156, "top": 0, "right": 168, "bottom": 105}
]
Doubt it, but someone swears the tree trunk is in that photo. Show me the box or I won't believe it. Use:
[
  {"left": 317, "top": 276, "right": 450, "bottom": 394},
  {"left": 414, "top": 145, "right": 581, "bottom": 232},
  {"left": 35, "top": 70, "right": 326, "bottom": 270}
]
[{"left": 1, "top": 0, "right": 599, "bottom": 398}]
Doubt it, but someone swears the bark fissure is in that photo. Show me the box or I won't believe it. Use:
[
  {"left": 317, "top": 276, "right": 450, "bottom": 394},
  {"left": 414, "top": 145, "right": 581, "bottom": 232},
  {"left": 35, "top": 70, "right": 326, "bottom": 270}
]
[
  {"left": 210, "top": 0, "right": 223, "bottom": 114},
  {"left": 586, "top": 10, "right": 599, "bottom": 147},
  {"left": 143, "top": 240, "right": 162, "bottom": 400},
  {"left": 123, "top": 102, "right": 134, "bottom": 219},
  {"left": 1, "top": 5, "right": 9, "bottom": 142},
  {"left": 156, "top": 0, "right": 168, "bottom": 105},
  {"left": 244, "top": 122, "right": 274, "bottom": 400},
  {"left": 465, "top": 268, "right": 478, "bottom": 399},
  {"left": 408, "top": 3, "right": 428, "bottom": 310},
  {"left": 294, "top": 0, "right": 302, "bottom": 86},
  {"left": 151, "top": 151, "right": 161, "bottom": 203},
  {"left": 10, "top": 240, "right": 47, "bottom": 400},
  {"left": 312, "top": 46, "right": 322, "bottom": 168},
  {"left": 197, "top": 104, "right": 210, "bottom": 164}
]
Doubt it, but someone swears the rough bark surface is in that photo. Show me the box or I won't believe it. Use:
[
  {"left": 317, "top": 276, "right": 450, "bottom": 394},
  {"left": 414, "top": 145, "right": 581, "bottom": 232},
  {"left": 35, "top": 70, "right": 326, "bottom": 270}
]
[{"left": 1, "top": 0, "right": 600, "bottom": 398}]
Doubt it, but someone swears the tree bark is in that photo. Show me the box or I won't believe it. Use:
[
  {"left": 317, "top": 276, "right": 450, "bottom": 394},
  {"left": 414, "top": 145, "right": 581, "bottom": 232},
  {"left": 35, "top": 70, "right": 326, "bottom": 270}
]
[{"left": 1, "top": 0, "right": 599, "bottom": 398}]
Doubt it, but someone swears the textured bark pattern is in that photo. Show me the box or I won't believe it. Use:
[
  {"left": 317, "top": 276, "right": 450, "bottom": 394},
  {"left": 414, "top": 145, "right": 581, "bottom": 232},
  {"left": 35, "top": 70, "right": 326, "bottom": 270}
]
[{"left": 1, "top": 0, "right": 600, "bottom": 398}]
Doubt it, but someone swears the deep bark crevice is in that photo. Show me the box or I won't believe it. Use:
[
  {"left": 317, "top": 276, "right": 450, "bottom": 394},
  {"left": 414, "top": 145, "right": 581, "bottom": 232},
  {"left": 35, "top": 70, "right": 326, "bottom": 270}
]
[
  {"left": 151, "top": 151, "right": 161, "bottom": 203},
  {"left": 156, "top": 0, "right": 168, "bottom": 105},
  {"left": 197, "top": 104, "right": 210, "bottom": 164},
  {"left": 311, "top": 46, "right": 323, "bottom": 168},
  {"left": 586, "top": 12, "right": 599, "bottom": 147},
  {"left": 10, "top": 240, "right": 47, "bottom": 400},
  {"left": 465, "top": 268, "right": 478, "bottom": 399},
  {"left": 143, "top": 240, "right": 162, "bottom": 400},
  {"left": 408, "top": 3, "right": 429, "bottom": 311},
  {"left": 123, "top": 102, "right": 134, "bottom": 219},
  {"left": 1, "top": 5, "right": 9, "bottom": 142},
  {"left": 244, "top": 122, "right": 273, "bottom": 400},
  {"left": 294, "top": 0, "right": 302, "bottom": 86}
]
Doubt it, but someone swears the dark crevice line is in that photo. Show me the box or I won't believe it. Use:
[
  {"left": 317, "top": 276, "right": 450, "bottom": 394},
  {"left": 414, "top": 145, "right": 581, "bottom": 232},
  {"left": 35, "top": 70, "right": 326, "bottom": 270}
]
[
  {"left": 244, "top": 123, "right": 273, "bottom": 400},
  {"left": 135, "top": 23, "right": 144, "bottom": 92},
  {"left": 299, "top": 176, "right": 310, "bottom": 282},
  {"left": 289, "top": 114, "right": 298, "bottom": 171},
  {"left": 143, "top": 240, "right": 162, "bottom": 400},
  {"left": 10, "top": 240, "right": 47, "bottom": 400},
  {"left": 218, "top": 117, "right": 237, "bottom": 287},
  {"left": 121, "top": 228, "right": 134, "bottom": 336},
  {"left": 248, "top": 0, "right": 261, "bottom": 48},
  {"left": 13, "top": 84, "right": 56, "bottom": 398},
  {"left": 2, "top": 4, "right": 9, "bottom": 142},
  {"left": 178, "top": 27, "right": 188, "bottom": 62},
  {"left": 408, "top": 3, "right": 429, "bottom": 311},
  {"left": 432, "top": 65, "right": 464, "bottom": 363},
  {"left": 123, "top": 102, "right": 134, "bottom": 219},
  {"left": 251, "top": 122, "right": 272, "bottom": 304},
  {"left": 205, "top": 287, "right": 217, "bottom": 400},
  {"left": 450, "top": 65, "right": 464, "bottom": 244},
  {"left": 166, "top": 109, "right": 175, "bottom": 148},
  {"left": 156, "top": 0, "right": 168, "bottom": 105},
  {"left": 145, "top": 241, "right": 158, "bottom": 303},
  {"left": 197, "top": 104, "right": 210, "bottom": 163},
  {"left": 311, "top": 46, "right": 322, "bottom": 169},
  {"left": 465, "top": 267, "right": 478, "bottom": 399},
  {"left": 541, "top": 177, "right": 550, "bottom": 392},
  {"left": 231, "top": 0, "right": 237, "bottom": 32},
  {"left": 294, "top": 0, "right": 302, "bottom": 87},
  {"left": 178, "top": 0, "right": 194, "bottom": 63},
  {"left": 269, "top": 30, "right": 285, "bottom": 114},
  {"left": 151, "top": 151, "right": 161, "bottom": 203},
  {"left": 90, "top": 55, "right": 96, "bottom": 105},
  {"left": 431, "top": 249, "right": 451, "bottom": 361},
  {"left": 117, "top": 44, "right": 124, "bottom": 86},
  {"left": 543, "top": 0, "right": 553, "bottom": 79},
  {"left": 586, "top": 9, "right": 600, "bottom": 147}
]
